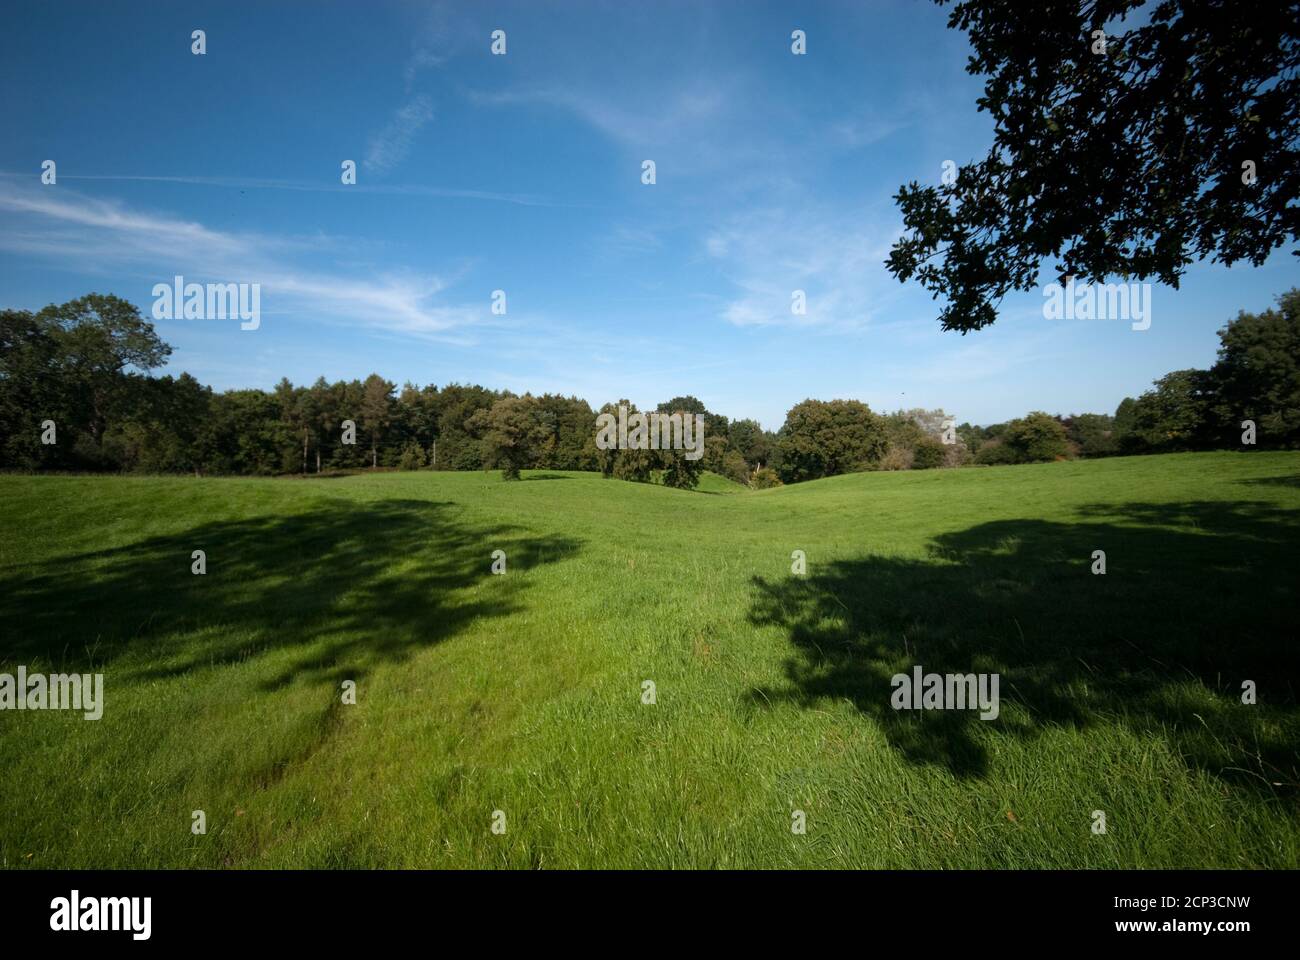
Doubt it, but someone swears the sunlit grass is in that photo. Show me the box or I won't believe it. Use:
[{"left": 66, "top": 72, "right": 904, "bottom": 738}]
[{"left": 1, "top": 451, "right": 1297, "bottom": 868}]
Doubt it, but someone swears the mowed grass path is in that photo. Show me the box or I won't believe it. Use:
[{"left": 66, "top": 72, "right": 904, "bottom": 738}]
[{"left": 1, "top": 451, "right": 1297, "bottom": 868}]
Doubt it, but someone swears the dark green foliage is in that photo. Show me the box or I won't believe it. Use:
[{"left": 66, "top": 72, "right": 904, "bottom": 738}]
[
  {"left": 721, "top": 449, "right": 751, "bottom": 485},
  {"left": 5, "top": 289, "right": 1299, "bottom": 483},
  {"left": 1113, "top": 396, "right": 1143, "bottom": 453},
  {"left": 727, "top": 418, "right": 775, "bottom": 469},
  {"left": 1210, "top": 289, "right": 1300, "bottom": 447},
  {"left": 429, "top": 383, "right": 499, "bottom": 471},
  {"left": 360, "top": 374, "right": 396, "bottom": 469},
  {"left": 700, "top": 435, "right": 729, "bottom": 475},
  {"left": 659, "top": 450, "right": 703, "bottom": 489},
  {"left": 1126, "top": 369, "right": 1217, "bottom": 451},
  {"left": 646, "top": 406, "right": 705, "bottom": 491},
  {"left": 200, "top": 389, "right": 296, "bottom": 476},
  {"left": 467, "top": 395, "right": 550, "bottom": 480},
  {"left": 883, "top": 412, "right": 928, "bottom": 453},
  {"left": 0, "top": 308, "right": 64, "bottom": 469},
  {"left": 912, "top": 437, "right": 947, "bottom": 469},
  {"left": 535, "top": 394, "right": 601, "bottom": 471},
  {"left": 0, "top": 295, "right": 171, "bottom": 469},
  {"left": 601, "top": 401, "right": 657, "bottom": 483},
  {"left": 657, "top": 395, "right": 728, "bottom": 440},
  {"left": 1063, "top": 413, "right": 1118, "bottom": 458},
  {"left": 42, "top": 294, "right": 172, "bottom": 447},
  {"left": 595, "top": 400, "right": 622, "bottom": 479},
  {"left": 888, "top": 0, "right": 1300, "bottom": 331},
  {"left": 777, "top": 399, "right": 888, "bottom": 482},
  {"left": 973, "top": 439, "right": 1020, "bottom": 465},
  {"left": 955, "top": 421, "right": 985, "bottom": 456},
  {"left": 102, "top": 372, "right": 212, "bottom": 474},
  {"left": 396, "top": 441, "right": 429, "bottom": 471},
  {"left": 612, "top": 446, "right": 657, "bottom": 483},
  {"left": 1002, "top": 412, "right": 1072, "bottom": 462}
]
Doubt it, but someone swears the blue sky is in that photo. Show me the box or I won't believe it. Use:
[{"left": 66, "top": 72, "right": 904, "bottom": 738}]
[{"left": 1, "top": 0, "right": 1294, "bottom": 430}]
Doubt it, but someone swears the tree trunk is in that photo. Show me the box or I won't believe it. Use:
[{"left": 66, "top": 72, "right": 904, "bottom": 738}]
[{"left": 302, "top": 429, "right": 308, "bottom": 474}]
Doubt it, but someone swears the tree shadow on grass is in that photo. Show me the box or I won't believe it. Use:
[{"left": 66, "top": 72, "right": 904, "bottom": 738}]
[
  {"left": 747, "top": 500, "right": 1299, "bottom": 794},
  {"left": 1236, "top": 474, "right": 1300, "bottom": 489},
  {"left": 0, "top": 498, "right": 582, "bottom": 691}
]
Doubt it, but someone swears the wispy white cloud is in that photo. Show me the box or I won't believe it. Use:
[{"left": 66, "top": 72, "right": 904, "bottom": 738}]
[
  {"left": 890, "top": 325, "right": 1066, "bottom": 385},
  {"left": 703, "top": 205, "right": 908, "bottom": 332},
  {"left": 404, "top": 47, "right": 446, "bottom": 87},
  {"left": 829, "top": 109, "right": 911, "bottom": 149},
  {"left": 465, "top": 79, "right": 767, "bottom": 179},
  {"left": 469, "top": 85, "right": 729, "bottom": 150},
  {"left": 365, "top": 95, "right": 435, "bottom": 173},
  {"left": 592, "top": 223, "right": 667, "bottom": 260},
  {"left": 0, "top": 180, "right": 494, "bottom": 342},
  {"left": 402, "top": 0, "right": 473, "bottom": 89},
  {"left": 3, "top": 171, "right": 562, "bottom": 208}
]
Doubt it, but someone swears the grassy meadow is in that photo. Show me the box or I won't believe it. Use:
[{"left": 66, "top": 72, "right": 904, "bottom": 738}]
[{"left": 1, "top": 451, "right": 1297, "bottom": 868}]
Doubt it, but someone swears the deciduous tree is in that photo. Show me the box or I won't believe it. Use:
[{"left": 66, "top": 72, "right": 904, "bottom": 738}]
[{"left": 888, "top": 0, "right": 1300, "bottom": 332}]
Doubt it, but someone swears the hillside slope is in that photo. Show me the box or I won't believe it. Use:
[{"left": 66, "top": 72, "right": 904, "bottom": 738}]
[{"left": 1, "top": 451, "right": 1297, "bottom": 868}]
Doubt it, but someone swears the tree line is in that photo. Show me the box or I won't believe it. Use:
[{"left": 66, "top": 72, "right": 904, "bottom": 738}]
[{"left": 2, "top": 290, "right": 1296, "bottom": 490}]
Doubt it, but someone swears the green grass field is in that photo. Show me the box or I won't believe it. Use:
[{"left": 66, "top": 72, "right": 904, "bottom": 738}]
[{"left": 2, "top": 451, "right": 1297, "bottom": 868}]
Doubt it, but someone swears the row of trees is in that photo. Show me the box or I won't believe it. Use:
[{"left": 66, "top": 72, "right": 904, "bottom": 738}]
[
  {"left": 954, "top": 289, "right": 1300, "bottom": 466},
  {"left": 0, "top": 296, "right": 782, "bottom": 490},
  {"left": 749, "top": 283, "right": 1296, "bottom": 478},
  {"left": 2, "top": 290, "right": 1296, "bottom": 488}
]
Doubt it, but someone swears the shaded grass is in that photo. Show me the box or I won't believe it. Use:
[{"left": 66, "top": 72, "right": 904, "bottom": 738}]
[{"left": 0, "top": 452, "right": 1297, "bottom": 868}]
